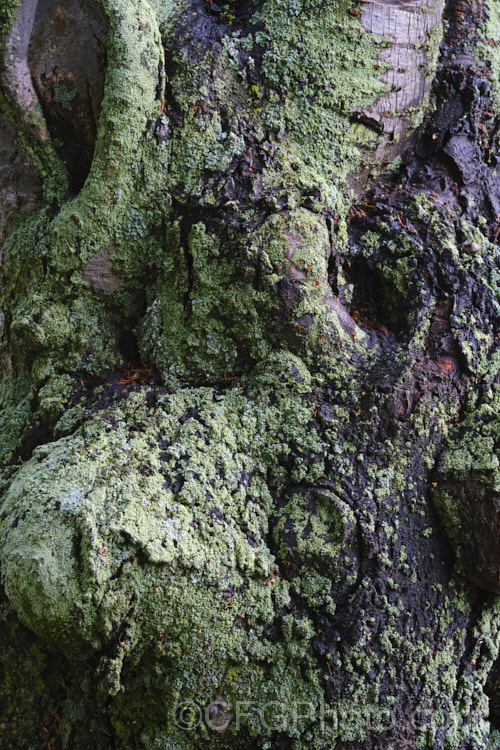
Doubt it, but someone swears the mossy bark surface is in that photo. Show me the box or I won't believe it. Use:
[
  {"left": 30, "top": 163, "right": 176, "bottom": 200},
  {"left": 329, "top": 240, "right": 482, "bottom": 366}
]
[{"left": 2, "top": 0, "right": 500, "bottom": 748}]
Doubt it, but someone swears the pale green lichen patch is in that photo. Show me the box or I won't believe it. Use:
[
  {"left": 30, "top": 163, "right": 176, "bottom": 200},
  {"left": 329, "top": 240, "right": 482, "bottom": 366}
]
[
  {"left": 0, "top": 373, "right": 33, "bottom": 468},
  {"left": 483, "top": 0, "right": 500, "bottom": 99},
  {"left": 137, "top": 208, "right": 364, "bottom": 381},
  {"left": 437, "top": 390, "right": 500, "bottom": 482},
  {"left": 1, "top": 388, "right": 271, "bottom": 643},
  {"left": 489, "top": 729, "right": 500, "bottom": 748},
  {"left": 249, "top": 0, "right": 389, "bottom": 207},
  {"left": 35, "top": 372, "right": 74, "bottom": 426},
  {"left": 0, "top": 374, "right": 338, "bottom": 745}
]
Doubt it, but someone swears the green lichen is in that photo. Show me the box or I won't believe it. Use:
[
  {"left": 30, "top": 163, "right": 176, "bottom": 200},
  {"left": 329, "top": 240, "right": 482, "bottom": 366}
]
[
  {"left": 482, "top": 0, "right": 500, "bottom": 100},
  {"left": 247, "top": 0, "right": 389, "bottom": 206},
  {"left": 52, "top": 82, "right": 77, "bottom": 111},
  {"left": 1, "top": 0, "right": 426, "bottom": 390},
  {"left": 0, "top": 373, "right": 33, "bottom": 468},
  {"left": 0, "top": 371, "right": 338, "bottom": 747}
]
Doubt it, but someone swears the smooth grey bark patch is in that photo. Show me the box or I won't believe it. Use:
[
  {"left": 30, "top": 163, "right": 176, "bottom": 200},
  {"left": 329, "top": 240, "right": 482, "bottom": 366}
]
[
  {"left": 356, "top": 0, "right": 444, "bottom": 163},
  {"left": 82, "top": 245, "right": 120, "bottom": 294}
]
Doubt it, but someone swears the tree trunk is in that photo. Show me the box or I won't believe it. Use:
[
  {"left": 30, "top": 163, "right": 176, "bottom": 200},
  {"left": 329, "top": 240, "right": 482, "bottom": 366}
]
[{"left": 1, "top": 0, "right": 500, "bottom": 748}]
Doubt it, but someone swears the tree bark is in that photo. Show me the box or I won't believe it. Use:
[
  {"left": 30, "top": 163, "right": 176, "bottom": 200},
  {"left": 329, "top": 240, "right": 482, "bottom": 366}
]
[{"left": 1, "top": 0, "right": 500, "bottom": 748}]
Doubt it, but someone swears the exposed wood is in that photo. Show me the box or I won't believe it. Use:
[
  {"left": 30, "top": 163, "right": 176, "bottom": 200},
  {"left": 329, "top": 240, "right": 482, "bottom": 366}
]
[{"left": 356, "top": 0, "right": 444, "bottom": 165}]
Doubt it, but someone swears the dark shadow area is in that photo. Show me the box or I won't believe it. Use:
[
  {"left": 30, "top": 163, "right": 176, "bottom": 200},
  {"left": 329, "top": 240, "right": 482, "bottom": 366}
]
[{"left": 345, "top": 258, "right": 413, "bottom": 339}]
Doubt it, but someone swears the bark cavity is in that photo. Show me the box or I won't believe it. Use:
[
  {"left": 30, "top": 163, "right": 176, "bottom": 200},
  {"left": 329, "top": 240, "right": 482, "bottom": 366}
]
[
  {"left": 1, "top": 0, "right": 48, "bottom": 140},
  {"left": 345, "top": 256, "right": 416, "bottom": 340},
  {"left": 27, "top": 0, "right": 107, "bottom": 192}
]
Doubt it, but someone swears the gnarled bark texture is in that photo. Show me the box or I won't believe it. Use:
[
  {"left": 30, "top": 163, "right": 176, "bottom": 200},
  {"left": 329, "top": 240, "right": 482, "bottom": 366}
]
[{"left": 1, "top": 0, "right": 500, "bottom": 748}]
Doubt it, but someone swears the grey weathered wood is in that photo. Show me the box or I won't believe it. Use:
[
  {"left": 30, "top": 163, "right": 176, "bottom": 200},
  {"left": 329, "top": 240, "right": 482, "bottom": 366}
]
[
  {"left": 357, "top": 0, "right": 444, "bottom": 163},
  {"left": 444, "top": 134, "right": 483, "bottom": 185}
]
